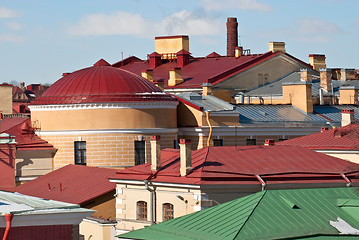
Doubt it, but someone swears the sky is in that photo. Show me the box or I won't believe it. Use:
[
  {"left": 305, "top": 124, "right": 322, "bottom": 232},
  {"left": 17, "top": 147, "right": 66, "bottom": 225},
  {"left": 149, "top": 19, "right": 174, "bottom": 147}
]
[{"left": 0, "top": 0, "right": 358, "bottom": 85}]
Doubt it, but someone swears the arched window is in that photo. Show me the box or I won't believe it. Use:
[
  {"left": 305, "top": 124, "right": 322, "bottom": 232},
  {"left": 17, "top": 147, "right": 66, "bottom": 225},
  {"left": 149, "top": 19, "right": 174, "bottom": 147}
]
[
  {"left": 163, "top": 203, "right": 174, "bottom": 221},
  {"left": 137, "top": 201, "right": 147, "bottom": 221}
]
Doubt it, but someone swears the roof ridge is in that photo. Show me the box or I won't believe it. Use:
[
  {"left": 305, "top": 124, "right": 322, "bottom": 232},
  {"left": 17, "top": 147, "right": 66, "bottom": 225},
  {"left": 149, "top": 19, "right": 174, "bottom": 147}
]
[{"left": 232, "top": 190, "right": 267, "bottom": 239}]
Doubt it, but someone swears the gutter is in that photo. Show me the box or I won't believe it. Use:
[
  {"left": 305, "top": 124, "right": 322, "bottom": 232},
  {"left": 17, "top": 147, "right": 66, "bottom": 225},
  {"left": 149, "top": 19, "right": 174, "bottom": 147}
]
[
  {"left": 144, "top": 180, "right": 156, "bottom": 225},
  {"left": 2, "top": 213, "right": 13, "bottom": 240}
]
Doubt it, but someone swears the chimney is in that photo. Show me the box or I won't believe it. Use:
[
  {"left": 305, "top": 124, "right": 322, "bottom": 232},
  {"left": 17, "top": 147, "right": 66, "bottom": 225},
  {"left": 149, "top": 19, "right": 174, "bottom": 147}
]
[
  {"left": 309, "top": 54, "right": 326, "bottom": 71},
  {"left": 179, "top": 139, "right": 192, "bottom": 176},
  {"left": 176, "top": 49, "right": 191, "bottom": 68},
  {"left": 150, "top": 135, "right": 161, "bottom": 171},
  {"left": 168, "top": 67, "right": 183, "bottom": 86},
  {"left": 148, "top": 52, "right": 162, "bottom": 69},
  {"left": 226, "top": 17, "right": 238, "bottom": 57},
  {"left": 282, "top": 82, "right": 313, "bottom": 113},
  {"left": 339, "top": 86, "right": 358, "bottom": 105},
  {"left": 264, "top": 139, "right": 275, "bottom": 146},
  {"left": 202, "top": 82, "right": 212, "bottom": 96},
  {"left": 62, "top": 73, "right": 70, "bottom": 77},
  {"left": 235, "top": 46, "right": 243, "bottom": 57},
  {"left": 20, "top": 82, "right": 25, "bottom": 90},
  {"left": 320, "top": 68, "right": 332, "bottom": 92},
  {"left": 320, "top": 127, "right": 329, "bottom": 132},
  {"left": 300, "top": 69, "right": 312, "bottom": 82},
  {"left": 268, "top": 42, "right": 286, "bottom": 53},
  {"left": 153, "top": 79, "right": 164, "bottom": 91},
  {"left": 141, "top": 69, "right": 154, "bottom": 82},
  {"left": 341, "top": 109, "right": 355, "bottom": 127}
]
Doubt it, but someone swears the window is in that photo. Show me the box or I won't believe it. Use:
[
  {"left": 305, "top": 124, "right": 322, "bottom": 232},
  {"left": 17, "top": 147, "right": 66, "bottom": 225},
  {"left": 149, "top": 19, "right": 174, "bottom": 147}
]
[
  {"left": 137, "top": 201, "right": 147, "bottom": 221},
  {"left": 173, "top": 139, "right": 179, "bottom": 149},
  {"left": 163, "top": 203, "right": 174, "bottom": 221},
  {"left": 246, "top": 139, "right": 256, "bottom": 146},
  {"left": 134, "top": 140, "right": 146, "bottom": 165},
  {"left": 213, "top": 139, "right": 224, "bottom": 146},
  {"left": 74, "top": 141, "right": 86, "bottom": 165}
]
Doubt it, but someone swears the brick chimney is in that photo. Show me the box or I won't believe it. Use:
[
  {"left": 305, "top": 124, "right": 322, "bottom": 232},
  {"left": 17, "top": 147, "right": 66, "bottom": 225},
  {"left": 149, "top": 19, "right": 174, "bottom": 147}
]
[
  {"left": 141, "top": 69, "right": 154, "bottom": 82},
  {"left": 148, "top": 52, "right": 162, "bottom": 69},
  {"left": 300, "top": 69, "right": 312, "bottom": 82},
  {"left": 168, "top": 67, "right": 183, "bottom": 86},
  {"left": 339, "top": 86, "right": 358, "bottom": 105},
  {"left": 341, "top": 109, "right": 355, "bottom": 127},
  {"left": 268, "top": 42, "right": 286, "bottom": 53},
  {"left": 179, "top": 139, "right": 192, "bottom": 176},
  {"left": 150, "top": 135, "right": 161, "bottom": 171},
  {"left": 226, "top": 17, "right": 238, "bottom": 57},
  {"left": 309, "top": 54, "right": 326, "bottom": 71},
  {"left": 320, "top": 68, "right": 332, "bottom": 92},
  {"left": 176, "top": 49, "right": 191, "bottom": 68}
]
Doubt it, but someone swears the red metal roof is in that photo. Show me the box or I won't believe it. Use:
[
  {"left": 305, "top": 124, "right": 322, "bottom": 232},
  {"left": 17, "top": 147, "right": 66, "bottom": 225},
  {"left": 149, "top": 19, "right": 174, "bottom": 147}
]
[
  {"left": 276, "top": 123, "right": 359, "bottom": 150},
  {"left": 0, "top": 118, "right": 55, "bottom": 151},
  {"left": 31, "top": 59, "right": 175, "bottom": 105},
  {"left": 114, "top": 52, "right": 312, "bottom": 89},
  {"left": 16, "top": 164, "right": 117, "bottom": 205},
  {"left": 110, "top": 146, "right": 359, "bottom": 186}
]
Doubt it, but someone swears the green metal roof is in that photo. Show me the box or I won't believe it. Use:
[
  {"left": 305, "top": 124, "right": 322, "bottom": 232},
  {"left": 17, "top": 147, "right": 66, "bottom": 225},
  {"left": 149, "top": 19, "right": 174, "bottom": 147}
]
[{"left": 117, "top": 188, "right": 359, "bottom": 240}]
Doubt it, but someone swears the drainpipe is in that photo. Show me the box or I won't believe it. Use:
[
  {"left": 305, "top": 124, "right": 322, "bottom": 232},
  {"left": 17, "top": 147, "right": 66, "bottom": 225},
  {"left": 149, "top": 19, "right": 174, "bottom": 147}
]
[
  {"left": 2, "top": 213, "right": 13, "bottom": 240},
  {"left": 144, "top": 180, "right": 156, "bottom": 225},
  {"left": 255, "top": 175, "right": 267, "bottom": 191},
  {"left": 341, "top": 173, "right": 352, "bottom": 187},
  {"left": 205, "top": 111, "right": 213, "bottom": 147}
]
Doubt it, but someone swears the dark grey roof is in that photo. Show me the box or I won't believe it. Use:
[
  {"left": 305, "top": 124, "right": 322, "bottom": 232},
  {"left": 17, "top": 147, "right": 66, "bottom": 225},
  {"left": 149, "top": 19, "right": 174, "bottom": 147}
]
[
  {"left": 313, "top": 105, "right": 359, "bottom": 123},
  {"left": 236, "top": 104, "right": 327, "bottom": 125},
  {"left": 245, "top": 71, "right": 359, "bottom": 97}
]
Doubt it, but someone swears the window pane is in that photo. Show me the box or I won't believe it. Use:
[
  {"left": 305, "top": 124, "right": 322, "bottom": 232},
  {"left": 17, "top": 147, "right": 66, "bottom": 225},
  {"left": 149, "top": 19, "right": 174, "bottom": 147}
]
[
  {"left": 137, "top": 201, "right": 147, "bottom": 221},
  {"left": 74, "top": 141, "right": 86, "bottom": 165},
  {"left": 163, "top": 203, "right": 174, "bottom": 221},
  {"left": 134, "top": 141, "right": 145, "bottom": 165},
  {"left": 213, "top": 139, "right": 223, "bottom": 146}
]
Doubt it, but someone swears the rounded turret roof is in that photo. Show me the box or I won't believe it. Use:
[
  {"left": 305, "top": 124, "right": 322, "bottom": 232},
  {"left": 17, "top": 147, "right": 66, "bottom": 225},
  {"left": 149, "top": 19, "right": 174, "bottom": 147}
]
[{"left": 32, "top": 59, "right": 174, "bottom": 105}]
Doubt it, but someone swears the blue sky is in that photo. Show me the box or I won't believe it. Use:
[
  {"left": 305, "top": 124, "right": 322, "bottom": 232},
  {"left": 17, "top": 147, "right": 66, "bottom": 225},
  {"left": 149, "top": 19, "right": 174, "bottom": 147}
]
[{"left": 0, "top": 0, "right": 358, "bottom": 85}]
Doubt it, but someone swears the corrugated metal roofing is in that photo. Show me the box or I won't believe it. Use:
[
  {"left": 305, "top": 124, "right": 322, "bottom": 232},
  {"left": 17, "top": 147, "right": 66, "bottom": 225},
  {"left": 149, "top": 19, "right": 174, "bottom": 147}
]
[
  {"left": 118, "top": 187, "right": 359, "bottom": 240},
  {"left": 0, "top": 191, "right": 93, "bottom": 215},
  {"left": 176, "top": 92, "right": 234, "bottom": 112},
  {"left": 236, "top": 104, "right": 327, "bottom": 125},
  {"left": 31, "top": 59, "right": 175, "bottom": 105},
  {"left": 313, "top": 105, "right": 359, "bottom": 123},
  {"left": 16, "top": 164, "right": 116, "bottom": 205},
  {"left": 110, "top": 146, "right": 359, "bottom": 186},
  {"left": 277, "top": 123, "right": 359, "bottom": 150}
]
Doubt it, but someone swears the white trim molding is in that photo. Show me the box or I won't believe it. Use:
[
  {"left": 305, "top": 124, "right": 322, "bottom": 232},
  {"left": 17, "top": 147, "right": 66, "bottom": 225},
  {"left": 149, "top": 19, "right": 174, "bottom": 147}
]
[
  {"left": 37, "top": 128, "right": 178, "bottom": 136},
  {"left": 29, "top": 101, "right": 179, "bottom": 111},
  {"left": 109, "top": 179, "right": 201, "bottom": 189}
]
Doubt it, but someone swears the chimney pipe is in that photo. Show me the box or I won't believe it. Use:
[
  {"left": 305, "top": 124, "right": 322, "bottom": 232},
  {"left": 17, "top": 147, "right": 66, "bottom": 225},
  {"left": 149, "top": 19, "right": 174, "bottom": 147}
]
[
  {"left": 150, "top": 135, "right": 161, "bottom": 171},
  {"left": 320, "top": 68, "right": 332, "bottom": 92},
  {"left": 141, "top": 69, "right": 154, "bottom": 82},
  {"left": 179, "top": 139, "right": 192, "bottom": 176},
  {"left": 264, "top": 139, "right": 275, "bottom": 146},
  {"left": 168, "top": 67, "right": 183, "bottom": 86},
  {"left": 226, "top": 17, "right": 238, "bottom": 57}
]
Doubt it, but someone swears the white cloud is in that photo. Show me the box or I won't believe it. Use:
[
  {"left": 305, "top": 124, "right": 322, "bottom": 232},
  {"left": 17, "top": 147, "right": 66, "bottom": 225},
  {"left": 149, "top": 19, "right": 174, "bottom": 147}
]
[
  {"left": 259, "top": 17, "right": 345, "bottom": 44},
  {"left": 0, "top": 34, "right": 23, "bottom": 42},
  {"left": 67, "top": 10, "right": 223, "bottom": 38},
  {"left": 5, "top": 22, "right": 21, "bottom": 30},
  {"left": 0, "top": 7, "right": 20, "bottom": 19},
  {"left": 200, "top": 0, "right": 272, "bottom": 11}
]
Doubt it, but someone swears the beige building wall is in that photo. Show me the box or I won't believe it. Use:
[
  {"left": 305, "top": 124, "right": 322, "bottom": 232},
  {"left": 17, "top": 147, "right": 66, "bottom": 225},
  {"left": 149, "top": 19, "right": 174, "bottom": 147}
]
[
  {"left": 339, "top": 88, "right": 358, "bottom": 105},
  {"left": 316, "top": 151, "right": 359, "bottom": 164},
  {"left": 40, "top": 132, "right": 177, "bottom": 169},
  {"left": 282, "top": 83, "right": 313, "bottom": 113},
  {"left": 217, "top": 56, "right": 303, "bottom": 92},
  {"left": 115, "top": 183, "right": 201, "bottom": 232},
  {"left": 0, "top": 85, "right": 13, "bottom": 114},
  {"left": 31, "top": 108, "right": 177, "bottom": 131},
  {"left": 80, "top": 219, "right": 117, "bottom": 240},
  {"left": 15, "top": 150, "right": 56, "bottom": 182}
]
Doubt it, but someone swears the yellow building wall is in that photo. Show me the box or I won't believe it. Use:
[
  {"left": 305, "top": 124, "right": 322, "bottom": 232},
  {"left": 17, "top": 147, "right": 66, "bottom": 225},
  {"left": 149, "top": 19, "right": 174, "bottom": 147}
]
[
  {"left": 80, "top": 220, "right": 116, "bottom": 240},
  {"left": 177, "top": 103, "right": 203, "bottom": 127},
  {"left": 155, "top": 36, "right": 189, "bottom": 55},
  {"left": 31, "top": 108, "right": 177, "bottom": 131},
  {"left": 42, "top": 132, "right": 177, "bottom": 169},
  {"left": 282, "top": 83, "right": 313, "bottom": 113},
  {"left": 339, "top": 89, "right": 358, "bottom": 105},
  {"left": 0, "top": 85, "right": 13, "bottom": 114}
]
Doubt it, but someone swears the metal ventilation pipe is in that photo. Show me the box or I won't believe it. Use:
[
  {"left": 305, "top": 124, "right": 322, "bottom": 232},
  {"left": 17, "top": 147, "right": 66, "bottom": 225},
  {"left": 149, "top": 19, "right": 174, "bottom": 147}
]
[{"left": 319, "top": 88, "right": 324, "bottom": 105}]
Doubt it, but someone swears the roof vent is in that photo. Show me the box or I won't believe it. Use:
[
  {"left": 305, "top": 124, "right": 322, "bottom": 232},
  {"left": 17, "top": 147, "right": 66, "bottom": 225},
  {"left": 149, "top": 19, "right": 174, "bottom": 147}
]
[{"left": 320, "top": 127, "right": 328, "bottom": 132}]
